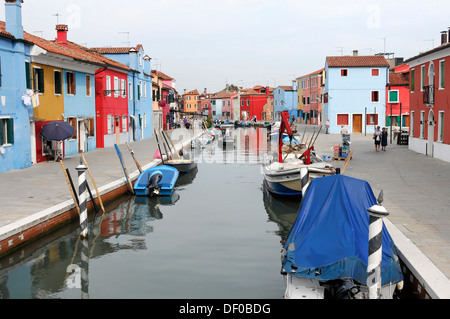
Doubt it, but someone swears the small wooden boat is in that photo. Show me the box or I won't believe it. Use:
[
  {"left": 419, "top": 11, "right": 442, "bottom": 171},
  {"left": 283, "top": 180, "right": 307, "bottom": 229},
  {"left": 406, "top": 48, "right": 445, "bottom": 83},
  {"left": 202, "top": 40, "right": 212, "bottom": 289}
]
[
  {"left": 166, "top": 158, "right": 197, "bottom": 173},
  {"left": 134, "top": 165, "right": 179, "bottom": 196}
]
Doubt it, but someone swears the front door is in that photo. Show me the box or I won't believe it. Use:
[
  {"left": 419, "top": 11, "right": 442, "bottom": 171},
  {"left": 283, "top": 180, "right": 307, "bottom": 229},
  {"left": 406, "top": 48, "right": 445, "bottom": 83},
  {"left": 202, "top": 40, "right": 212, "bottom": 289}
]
[
  {"left": 352, "top": 114, "right": 362, "bottom": 133},
  {"left": 115, "top": 116, "right": 121, "bottom": 145}
]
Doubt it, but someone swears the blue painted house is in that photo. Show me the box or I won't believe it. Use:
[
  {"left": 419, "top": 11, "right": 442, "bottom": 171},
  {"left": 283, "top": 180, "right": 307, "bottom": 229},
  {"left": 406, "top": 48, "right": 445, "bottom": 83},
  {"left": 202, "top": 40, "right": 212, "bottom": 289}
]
[
  {"left": 273, "top": 84, "right": 297, "bottom": 121},
  {"left": 0, "top": 0, "right": 32, "bottom": 173},
  {"left": 323, "top": 53, "right": 389, "bottom": 134},
  {"left": 91, "top": 45, "right": 153, "bottom": 141}
]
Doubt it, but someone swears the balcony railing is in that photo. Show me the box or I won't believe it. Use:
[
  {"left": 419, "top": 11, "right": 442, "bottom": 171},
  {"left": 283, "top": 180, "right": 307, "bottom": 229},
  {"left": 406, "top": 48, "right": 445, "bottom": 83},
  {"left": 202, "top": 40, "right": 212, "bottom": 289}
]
[
  {"left": 103, "top": 89, "right": 126, "bottom": 97},
  {"left": 423, "top": 85, "right": 435, "bottom": 105}
]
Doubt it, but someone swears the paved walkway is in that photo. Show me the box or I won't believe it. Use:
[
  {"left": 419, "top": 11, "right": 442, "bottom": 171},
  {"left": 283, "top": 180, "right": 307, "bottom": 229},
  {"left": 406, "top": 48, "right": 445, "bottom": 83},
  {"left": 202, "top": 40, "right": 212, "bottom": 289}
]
[
  {"left": 311, "top": 126, "right": 450, "bottom": 298},
  {"left": 1, "top": 125, "right": 450, "bottom": 298}
]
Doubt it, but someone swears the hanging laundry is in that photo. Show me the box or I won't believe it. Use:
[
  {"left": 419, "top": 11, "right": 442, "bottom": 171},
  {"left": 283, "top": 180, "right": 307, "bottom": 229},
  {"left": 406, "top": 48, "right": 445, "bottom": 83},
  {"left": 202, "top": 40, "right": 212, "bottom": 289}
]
[
  {"left": 22, "top": 89, "right": 33, "bottom": 106},
  {"left": 34, "top": 91, "right": 40, "bottom": 106}
]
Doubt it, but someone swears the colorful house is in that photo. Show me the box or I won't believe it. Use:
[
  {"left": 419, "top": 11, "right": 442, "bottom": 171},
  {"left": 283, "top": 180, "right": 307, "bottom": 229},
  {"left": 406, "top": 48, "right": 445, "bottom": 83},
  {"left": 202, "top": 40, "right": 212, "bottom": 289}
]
[
  {"left": 296, "top": 69, "right": 324, "bottom": 124},
  {"left": 386, "top": 64, "right": 410, "bottom": 129},
  {"left": 323, "top": 53, "right": 390, "bottom": 134},
  {"left": 25, "top": 24, "right": 133, "bottom": 161},
  {"left": 91, "top": 45, "right": 153, "bottom": 141},
  {"left": 405, "top": 30, "right": 450, "bottom": 162},
  {"left": 151, "top": 70, "right": 177, "bottom": 130},
  {"left": 240, "top": 86, "right": 270, "bottom": 121},
  {"left": 0, "top": 0, "right": 32, "bottom": 173},
  {"left": 273, "top": 84, "right": 297, "bottom": 121},
  {"left": 183, "top": 89, "right": 199, "bottom": 115},
  {"left": 94, "top": 66, "right": 132, "bottom": 149}
]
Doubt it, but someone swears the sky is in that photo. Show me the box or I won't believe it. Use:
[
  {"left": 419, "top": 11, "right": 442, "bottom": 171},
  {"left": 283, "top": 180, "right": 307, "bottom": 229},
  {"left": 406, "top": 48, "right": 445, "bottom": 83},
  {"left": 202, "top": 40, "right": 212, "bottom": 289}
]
[{"left": 1, "top": 0, "right": 449, "bottom": 94}]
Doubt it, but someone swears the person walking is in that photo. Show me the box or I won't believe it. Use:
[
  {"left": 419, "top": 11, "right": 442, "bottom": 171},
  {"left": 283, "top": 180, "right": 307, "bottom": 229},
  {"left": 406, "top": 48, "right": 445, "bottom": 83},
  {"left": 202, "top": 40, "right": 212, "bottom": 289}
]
[
  {"left": 325, "top": 119, "right": 330, "bottom": 134},
  {"left": 381, "top": 127, "right": 388, "bottom": 151},
  {"left": 340, "top": 125, "right": 348, "bottom": 134},
  {"left": 374, "top": 126, "right": 382, "bottom": 152}
]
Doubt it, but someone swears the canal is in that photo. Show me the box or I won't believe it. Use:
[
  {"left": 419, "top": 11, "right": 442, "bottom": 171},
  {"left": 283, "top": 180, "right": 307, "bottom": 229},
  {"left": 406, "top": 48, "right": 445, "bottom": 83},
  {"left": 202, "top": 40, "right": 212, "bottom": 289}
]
[{"left": 0, "top": 127, "right": 301, "bottom": 299}]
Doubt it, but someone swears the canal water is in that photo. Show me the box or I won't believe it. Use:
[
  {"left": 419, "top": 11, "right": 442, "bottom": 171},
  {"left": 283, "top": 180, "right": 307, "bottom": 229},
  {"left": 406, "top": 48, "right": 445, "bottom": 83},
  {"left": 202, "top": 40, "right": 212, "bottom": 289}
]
[{"left": 0, "top": 127, "right": 302, "bottom": 299}]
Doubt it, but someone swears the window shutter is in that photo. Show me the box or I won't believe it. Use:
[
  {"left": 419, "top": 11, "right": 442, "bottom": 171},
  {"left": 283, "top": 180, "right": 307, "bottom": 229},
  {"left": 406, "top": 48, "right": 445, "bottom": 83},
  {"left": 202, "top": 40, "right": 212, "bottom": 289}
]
[
  {"left": 25, "top": 62, "right": 31, "bottom": 89},
  {"left": 7, "top": 118, "right": 14, "bottom": 144},
  {"left": 38, "top": 69, "right": 45, "bottom": 93}
]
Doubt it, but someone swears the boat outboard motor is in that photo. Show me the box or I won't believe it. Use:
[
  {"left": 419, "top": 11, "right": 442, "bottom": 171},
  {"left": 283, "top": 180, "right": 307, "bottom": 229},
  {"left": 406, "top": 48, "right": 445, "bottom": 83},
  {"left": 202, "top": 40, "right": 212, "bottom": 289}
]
[
  {"left": 328, "top": 279, "right": 360, "bottom": 299},
  {"left": 147, "top": 170, "right": 162, "bottom": 196}
]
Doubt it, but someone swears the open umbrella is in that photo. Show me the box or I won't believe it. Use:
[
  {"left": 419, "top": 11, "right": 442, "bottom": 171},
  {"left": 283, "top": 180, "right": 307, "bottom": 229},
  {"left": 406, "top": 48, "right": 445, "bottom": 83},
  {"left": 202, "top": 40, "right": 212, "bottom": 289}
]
[{"left": 40, "top": 121, "right": 75, "bottom": 141}]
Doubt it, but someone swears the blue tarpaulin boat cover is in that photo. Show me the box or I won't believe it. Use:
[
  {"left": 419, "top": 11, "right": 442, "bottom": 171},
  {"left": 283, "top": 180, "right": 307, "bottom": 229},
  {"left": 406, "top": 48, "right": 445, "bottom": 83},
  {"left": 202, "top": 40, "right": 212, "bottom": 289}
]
[{"left": 282, "top": 174, "right": 403, "bottom": 286}]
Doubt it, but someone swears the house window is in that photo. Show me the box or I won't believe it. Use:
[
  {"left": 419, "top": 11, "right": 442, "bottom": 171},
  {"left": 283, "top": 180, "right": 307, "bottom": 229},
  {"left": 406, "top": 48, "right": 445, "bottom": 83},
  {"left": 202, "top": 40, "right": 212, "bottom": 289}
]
[
  {"left": 388, "top": 90, "right": 399, "bottom": 103},
  {"left": 107, "top": 115, "right": 114, "bottom": 134},
  {"left": 421, "top": 65, "right": 425, "bottom": 91},
  {"left": 54, "top": 70, "right": 62, "bottom": 95},
  {"left": 439, "top": 60, "right": 445, "bottom": 89},
  {"left": 86, "top": 75, "right": 91, "bottom": 96},
  {"left": 367, "top": 113, "right": 378, "bottom": 125},
  {"left": 247, "top": 100, "right": 250, "bottom": 106},
  {"left": 143, "top": 81, "right": 147, "bottom": 98},
  {"left": 371, "top": 69, "right": 379, "bottom": 76},
  {"left": 410, "top": 111, "right": 414, "bottom": 136},
  {"left": 341, "top": 69, "right": 348, "bottom": 77},
  {"left": 144, "top": 113, "right": 147, "bottom": 128},
  {"left": 371, "top": 91, "right": 380, "bottom": 102},
  {"left": 420, "top": 111, "right": 425, "bottom": 138},
  {"left": 114, "top": 77, "right": 119, "bottom": 98},
  {"left": 33, "top": 67, "right": 45, "bottom": 93},
  {"left": 122, "top": 116, "right": 127, "bottom": 133},
  {"left": 438, "top": 111, "right": 444, "bottom": 142},
  {"left": 336, "top": 114, "right": 349, "bottom": 126},
  {"left": 241, "top": 100, "right": 244, "bottom": 106},
  {"left": 67, "top": 72, "right": 76, "bottom": 95},
  {"left": 411, "top": 69, "right": 415, "bottom": 92},
  {"left": 106, "top": 76, "right": 111, "bottom": 97},
  {"left": 67, "top": 117, "right": 77, "bottom": 140},
  {"left": 128, "top": 82, "right": 133, "bottom": 100},
  {"left": 121, "top": 79, "right": 126, "bottom": 98},
  {"left": 87, "top": 117, "right": 95, "bottom": 137},
  {"left": 0, "top": 117, "right": 14, "bottom": 146}
]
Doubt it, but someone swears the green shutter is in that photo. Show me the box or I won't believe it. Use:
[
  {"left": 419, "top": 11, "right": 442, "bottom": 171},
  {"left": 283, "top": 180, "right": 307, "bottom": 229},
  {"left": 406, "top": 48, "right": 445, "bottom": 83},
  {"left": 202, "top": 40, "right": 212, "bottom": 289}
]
[
  {"left": 6, "top": 119, "right": 13, "bottom": 144},
  {"left": 137, "top": 85, "right": 141, "bottom": 101},
  {"left": 411, "top": 69, "right": 415, "bottom": 91},
  {"left": 0, "top": 120, "right": 4, "bottom": 144},
  {"left": 25, "top": 62, "right": 32, "bottom": 89},
  {"left": 389, "top": 90, "right": 399, "bottom": 103}
]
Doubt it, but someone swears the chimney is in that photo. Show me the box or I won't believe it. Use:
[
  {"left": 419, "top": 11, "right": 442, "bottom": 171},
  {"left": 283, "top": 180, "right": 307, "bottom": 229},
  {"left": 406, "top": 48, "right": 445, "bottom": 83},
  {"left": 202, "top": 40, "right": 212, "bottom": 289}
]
[
  {"left": 441, "top": 31, "right": 448, "bottom": 45},
  {"left": 5, "top": 0, "right": 24, "bottom": 40},
  {"left": 56, "top": 24, "right": 69, "bottom": 46},
  {"left": 353, "top": 50, "right": 359, "bottom": 57},
  {"left": 266, "top": 86, "right": 270, "bottom": 96}
]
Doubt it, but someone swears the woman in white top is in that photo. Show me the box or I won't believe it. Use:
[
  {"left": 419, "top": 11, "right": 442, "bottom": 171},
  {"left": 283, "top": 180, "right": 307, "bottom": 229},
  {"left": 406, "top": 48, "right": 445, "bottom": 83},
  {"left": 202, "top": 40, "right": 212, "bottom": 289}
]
[{"left": 373, "top": 126, "right": 382, "bottom": 152}]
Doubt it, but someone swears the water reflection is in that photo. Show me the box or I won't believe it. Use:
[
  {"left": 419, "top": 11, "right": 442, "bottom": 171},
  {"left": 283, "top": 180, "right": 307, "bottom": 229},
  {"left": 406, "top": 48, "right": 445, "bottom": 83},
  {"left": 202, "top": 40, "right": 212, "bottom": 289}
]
[{"left": 262, "top": 181, "right": 300, "bottom": 242}]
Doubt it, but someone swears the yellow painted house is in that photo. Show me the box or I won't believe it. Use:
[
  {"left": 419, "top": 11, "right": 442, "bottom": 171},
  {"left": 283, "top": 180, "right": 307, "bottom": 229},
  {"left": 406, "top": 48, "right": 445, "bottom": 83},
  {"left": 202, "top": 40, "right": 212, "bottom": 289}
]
[
  {"left": 30, "top": 62, "right": 65, "bottom": 121},
  {"left": 183, "top": 89, "right": 199, "bottom": 114},
  {"left": 296, "top": 77, "right": 303, "bottom": 122}
]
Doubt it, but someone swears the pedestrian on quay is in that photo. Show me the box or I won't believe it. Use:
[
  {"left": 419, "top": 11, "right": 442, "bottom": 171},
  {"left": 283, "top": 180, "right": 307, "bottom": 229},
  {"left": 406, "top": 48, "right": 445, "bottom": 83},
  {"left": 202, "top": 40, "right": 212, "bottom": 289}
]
[
  {"left": 340, "top": 125, "right": 348, "bottom": 134},
  {"left": 373, "top": 126, "right": 382, "bottom": 152},
  {"left": 326, "top": 119, "right": 330, "bottom": 134},
  {"left": 381, "top": 127, "right": 388, "bottom": 151}
]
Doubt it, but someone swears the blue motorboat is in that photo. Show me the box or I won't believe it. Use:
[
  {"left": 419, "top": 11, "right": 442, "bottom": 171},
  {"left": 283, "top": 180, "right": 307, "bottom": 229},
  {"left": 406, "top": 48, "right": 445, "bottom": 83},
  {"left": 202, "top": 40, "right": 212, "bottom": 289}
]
[
  {"left": 281, "top": 174, "right": 404, "bottom": 299},
  {"left": 134, "top": 165, "right": 179, "bottom": 196}
]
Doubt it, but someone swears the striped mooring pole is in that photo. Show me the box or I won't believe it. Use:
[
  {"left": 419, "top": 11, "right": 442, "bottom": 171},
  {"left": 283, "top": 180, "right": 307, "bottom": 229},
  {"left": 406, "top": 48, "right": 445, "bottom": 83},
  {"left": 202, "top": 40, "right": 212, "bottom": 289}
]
[
  {"left": 300, "top": 168, "right": 310, "bottom": 196},
  {"left": 76, "top": 157, "right": 89, "bottom": 239},
  {"left": 80, "top": 237, "right": 89, "bottom": 299},
  {"left": 366, "top": 190, "right": 389, "bottom": 299}
]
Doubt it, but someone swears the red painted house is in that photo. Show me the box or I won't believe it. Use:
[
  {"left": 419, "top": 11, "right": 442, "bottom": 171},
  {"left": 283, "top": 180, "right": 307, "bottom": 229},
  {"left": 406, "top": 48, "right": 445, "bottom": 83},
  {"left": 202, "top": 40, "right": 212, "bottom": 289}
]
[
  {"left": 386, "top": 64, "right": 410, "bottom": 128},
  {"left": 95, "top": 68, "right": 130, "bottom": 148},
  {"left": 405, "top": 30, "right": 450, "bottom": 162},
  {"left": 240, "top": 86, "right": 270, "bottom": 121}
]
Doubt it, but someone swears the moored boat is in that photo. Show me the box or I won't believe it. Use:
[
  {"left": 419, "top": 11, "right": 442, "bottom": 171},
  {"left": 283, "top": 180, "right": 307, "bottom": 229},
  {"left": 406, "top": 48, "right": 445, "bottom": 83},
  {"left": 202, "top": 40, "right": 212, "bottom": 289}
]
[
  {"left": 134, "top": 165, "right": 179, "bottom": 196},
  {"left": 166, "top": 158, "right": 197, "bottom": 173},
  {"left": 281, "top": 174, "right": 404, "bottom": 299},
  {"left": 262, "top": 111, "right": 334, "bottom": 197}
]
